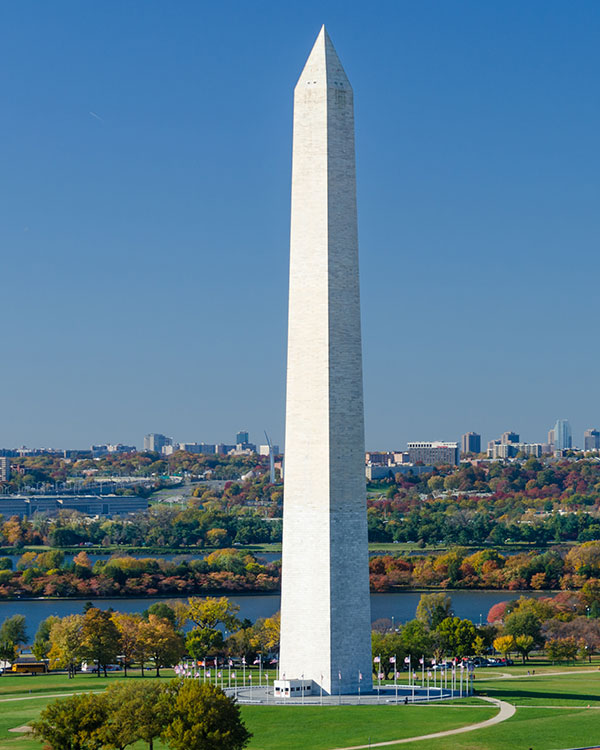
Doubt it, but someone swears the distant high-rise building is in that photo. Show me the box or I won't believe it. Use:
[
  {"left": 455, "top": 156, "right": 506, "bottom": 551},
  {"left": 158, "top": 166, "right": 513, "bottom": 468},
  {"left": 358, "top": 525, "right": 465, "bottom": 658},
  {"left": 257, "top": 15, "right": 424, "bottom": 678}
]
[
  {"left": 501, "top": 431, "right": 519, "bottom": 445},
  {"left": 547, "top": 428, "right": 555, "bottom": 448},
  {"left": 236, "top": 430, "right": 249, "bottom": 445},
  {"left": 461, "top": 432, "right": 481, "bottom": 454},
  {"left": 553, "top": 419, "right": 572, "bottom": 452},
  {"left": 584, "top": 429, "right": 600, "bottom": 451},
  {"left": 0, "top": 457, "right": 10, "bottom": 482},
  {"left": 143, "top": 433, "right": 172, "bottom": 453}
]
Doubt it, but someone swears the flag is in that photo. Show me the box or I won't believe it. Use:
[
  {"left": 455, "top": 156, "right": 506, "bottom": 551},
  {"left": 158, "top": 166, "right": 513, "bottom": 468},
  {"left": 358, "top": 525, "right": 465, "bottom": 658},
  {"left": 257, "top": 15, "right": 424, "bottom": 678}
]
[
  {"left": 242, "top": 657, "right": 246, "bottom": 665},
  {"left": 419, "top": 658, "right": 424, "bottom": 665},
  {"left": 373, "top": 656, "right": 381, "bottom": 663},
  {"left": 338, "top": 671, "right": 342, "bottom": 680},
  {"left": 249, "top": 673, "right": 252, "bottom": 681},
  {"left": 378, "top": 672, "right": 384, "bottom": 680},
  {"left": 231, "top": 672, "right": 236, "bottom": 679},
  {"left": 195, "top": 672, "right": 199, "bottom": 678},
  {"left": 253, "top": 658, "right": 260, "bottom": 665},
  {"left": 389, "top": 656, "right": 396, "bottom": 664},
  {"left": 218, "top": 672, "right": 222, "bottom": 678},
  {"left": 207, "top": 670, "right": 211, "bottom": 677},
  {"left": 432, "top": 659, "right": 436, "bottom": 665},
  {"left": 395, "top": 671, "right": 400, "bottom": 679},
  {"left": 214, "top": 658, "right": 218, "bottom": 667},
  {"left": 228, "top": 659, "right": 233, "bottom": 667},
  {"left": 404, "top": 656, "right": 410, "bottom": 664},
  {"left": 359, "top": 672, "right": 363, "bottom": 681},
  {"left": 270, "top": 658, "right": 278, "bottom": 664},
  {"left": 200, "top": 660, "right": 205, "bottom": 667}
]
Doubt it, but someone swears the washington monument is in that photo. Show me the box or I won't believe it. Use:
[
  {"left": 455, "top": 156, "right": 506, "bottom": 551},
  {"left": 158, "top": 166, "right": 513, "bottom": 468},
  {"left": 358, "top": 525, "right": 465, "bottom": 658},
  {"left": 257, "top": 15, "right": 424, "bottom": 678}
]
[{"left": 279, "top": 26, "right": 373, "bottom": 695}]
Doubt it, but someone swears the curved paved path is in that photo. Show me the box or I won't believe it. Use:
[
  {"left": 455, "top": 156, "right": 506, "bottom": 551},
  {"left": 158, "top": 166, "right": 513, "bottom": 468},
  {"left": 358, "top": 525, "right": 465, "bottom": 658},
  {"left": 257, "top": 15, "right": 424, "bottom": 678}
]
[{"left": 329, "top": 697, "right": 515, "bottom": 750}]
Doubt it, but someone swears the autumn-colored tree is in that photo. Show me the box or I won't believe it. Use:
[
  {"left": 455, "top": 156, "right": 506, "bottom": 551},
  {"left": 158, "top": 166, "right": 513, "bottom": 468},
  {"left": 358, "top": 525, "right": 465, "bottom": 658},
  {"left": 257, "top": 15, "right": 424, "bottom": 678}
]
[
  {"left": 186, "top": 596, "right": 241, "bottom": 631},
  {"left": 138, "top": 615, "right": 185, "bottom": 677},
  {"left": 112, "top": 613, "right": 143, "bottom": 676},
  {"left": 514, "top": 634, "right": 535, "bottom": 663},
  {"left": 493, "top": 635, "right": 515, "bottom": 659},
  {"left": 250, "top": 612, "right": 280, "bottom": 653},
  {"left": 48, "top": 615, "right": 85, "bottom": 678},
  {"left": 546, "top": 637, "right": 578, "bottom": 663}
]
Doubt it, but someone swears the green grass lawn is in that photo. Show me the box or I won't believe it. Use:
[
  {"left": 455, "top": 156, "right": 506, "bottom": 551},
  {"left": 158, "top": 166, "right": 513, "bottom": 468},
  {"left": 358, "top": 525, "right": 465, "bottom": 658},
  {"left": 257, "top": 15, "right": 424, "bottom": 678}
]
[
  {"left": 476, "top": 669, "right": 600, "bottom": 707},
  {"left": 241, "top": 705, "right": 496, "bottom": 750},
  {"left": 1, "top": 668, "right": 600, "bottom": 750}
]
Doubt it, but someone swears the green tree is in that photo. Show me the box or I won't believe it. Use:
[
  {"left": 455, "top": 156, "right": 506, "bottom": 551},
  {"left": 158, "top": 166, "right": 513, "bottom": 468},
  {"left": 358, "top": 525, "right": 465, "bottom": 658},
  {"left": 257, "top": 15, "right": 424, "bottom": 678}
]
[
  {"left": 399, "top": 619, "right": 434, "bottom": 660},
  {"left": 81, "top": 608, "right": 120, "bottom": 677},
  {"left": 435, "top": 617, "right": 476, "bottom": 657},
  {"left": 99, "top": 681, "right": 170, "bottom": 750},
  {"left": 31, "top": 692, "right": 108, "bottom": 750},
  {"left": 163, "top": 680, "right": 251, "bottom": 750},
  {"left": 144, "top": 602, "right": 178, "bottom": 628},
  {"left": 33, "top": 615, "right": 60, "bottom": 660},
  {"left": 504, "top": 610, "right": 543, "bottom": 647},
  {"left": 0, "top": 614, "right": 27, "bottom": 650},
  {"left": 187, "top": 628, "right": 224, "bottom": 660},
  {"left": 416, "top": 593, "right": 453, "bottom": 630}
]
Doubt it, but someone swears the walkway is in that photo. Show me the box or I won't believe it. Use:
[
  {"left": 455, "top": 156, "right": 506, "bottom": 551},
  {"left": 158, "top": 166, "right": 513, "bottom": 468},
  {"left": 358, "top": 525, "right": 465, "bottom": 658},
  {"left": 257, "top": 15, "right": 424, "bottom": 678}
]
[{"left": 329, "top": 697, "right": 515, "bottom": 750}]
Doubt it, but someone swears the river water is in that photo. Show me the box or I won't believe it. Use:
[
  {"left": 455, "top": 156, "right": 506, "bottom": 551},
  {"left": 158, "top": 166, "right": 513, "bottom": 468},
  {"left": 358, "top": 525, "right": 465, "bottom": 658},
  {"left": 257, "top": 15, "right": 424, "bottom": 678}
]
[{"left": 0, "top": 589, "right": 544, "bottom": 640}]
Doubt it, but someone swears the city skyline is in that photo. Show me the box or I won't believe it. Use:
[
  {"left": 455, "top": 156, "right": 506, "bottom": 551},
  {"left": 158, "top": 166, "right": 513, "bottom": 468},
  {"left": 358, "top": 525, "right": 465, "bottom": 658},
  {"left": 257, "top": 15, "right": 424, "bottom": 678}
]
[{"left": 2, "top": 1, "right": 600, "bottom": 450}]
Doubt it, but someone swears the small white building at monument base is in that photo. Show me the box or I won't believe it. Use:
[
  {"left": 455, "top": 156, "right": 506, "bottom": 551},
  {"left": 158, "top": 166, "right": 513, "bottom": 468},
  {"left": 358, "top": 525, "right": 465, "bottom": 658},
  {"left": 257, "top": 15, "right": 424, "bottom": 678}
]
[{"left": 274, "top": 679, "right": 313, "bottom": 698}]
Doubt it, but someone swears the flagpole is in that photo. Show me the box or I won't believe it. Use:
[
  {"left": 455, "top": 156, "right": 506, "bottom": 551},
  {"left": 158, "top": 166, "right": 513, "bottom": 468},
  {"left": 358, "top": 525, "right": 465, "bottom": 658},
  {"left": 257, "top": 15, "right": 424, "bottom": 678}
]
[
  {"left": 358, "top": 670, "right": 361, "bottom": 705},
  {"left": 393, "top": 655, "right": 397, "bottom": 703},
  {"left": 421, "top": 655, "right": 425, "bottom": 689}
]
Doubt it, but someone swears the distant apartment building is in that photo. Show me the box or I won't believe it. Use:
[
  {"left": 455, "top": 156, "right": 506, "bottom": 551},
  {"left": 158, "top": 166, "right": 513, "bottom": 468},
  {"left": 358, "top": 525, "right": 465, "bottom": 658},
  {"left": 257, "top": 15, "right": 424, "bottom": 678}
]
[
  {"left": 143, "top": 433, "right": 172, "bottom": 453},
  {"left": 236, "top": 430, "right": 249, "bottom": 445},
  {"left": 553, "top": 419, "right": 572, "bottom": 452},
  {"left": 91, "top": 444, "right": 135, "bottom": 458},
  {"left": 501, "top": 431, "right": 520, "bottom": 445},
  {"left": 179, "top": 442, "right": 217, "bottom": 454},
  {"left": 461, "top": 432, "right": 481, "bottom": 454},
  {"left": 584, "top": 429, "right": 600, "bottom": 451},
  {"left": 407, "top": 441, "right": 459, "bottom": 466},
  {"left": 488, "top": 442, "right": 543, "bottom": 459},
  {"left": 215, "top": 444, "right": 236, "bottom": 455},
  {"left": 0, "top": 457, "right": 10, "bottom": 482}
]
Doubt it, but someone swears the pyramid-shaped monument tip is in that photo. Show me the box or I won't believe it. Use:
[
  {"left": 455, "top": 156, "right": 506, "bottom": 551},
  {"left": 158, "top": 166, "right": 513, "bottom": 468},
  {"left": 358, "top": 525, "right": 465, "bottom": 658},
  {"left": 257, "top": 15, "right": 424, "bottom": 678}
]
[{"left": 296, "top": 26, "right": 351, "bottom": 89}]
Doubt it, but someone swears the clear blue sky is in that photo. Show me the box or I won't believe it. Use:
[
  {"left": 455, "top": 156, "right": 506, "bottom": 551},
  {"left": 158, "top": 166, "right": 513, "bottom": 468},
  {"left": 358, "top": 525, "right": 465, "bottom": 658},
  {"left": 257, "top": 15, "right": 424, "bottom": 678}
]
[{"left": 2, "top": 0, "right": 599, "bottom": 450}]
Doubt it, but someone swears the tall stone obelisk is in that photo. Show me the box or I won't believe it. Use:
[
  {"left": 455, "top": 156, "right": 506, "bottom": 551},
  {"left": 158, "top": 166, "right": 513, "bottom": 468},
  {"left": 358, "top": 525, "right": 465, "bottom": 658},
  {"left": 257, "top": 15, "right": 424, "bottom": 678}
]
[{"left": 279, "top": 26, "right": 372, "bottom": 696}]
